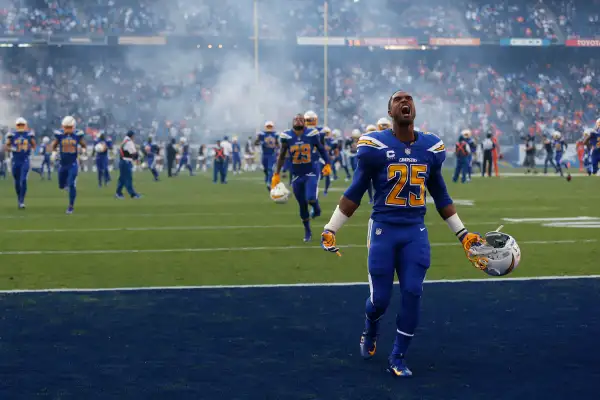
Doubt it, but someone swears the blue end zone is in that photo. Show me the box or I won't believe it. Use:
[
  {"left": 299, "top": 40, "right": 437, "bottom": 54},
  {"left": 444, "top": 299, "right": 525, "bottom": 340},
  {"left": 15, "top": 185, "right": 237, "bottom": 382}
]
[{"left": 0, "top": 278, "right": 598, "bottom": 399}]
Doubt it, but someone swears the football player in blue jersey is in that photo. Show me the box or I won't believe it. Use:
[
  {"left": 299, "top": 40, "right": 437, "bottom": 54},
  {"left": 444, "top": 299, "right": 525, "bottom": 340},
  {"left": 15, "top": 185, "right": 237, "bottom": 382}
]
[
  {"left": 255, "top": 121, "right": 279, "bottom": 191},
  {"left": 305, "top": 111, "right": 327, "bottom": 192},
  {"left": 271, "top": 114, "right": 332, "bottom": 242},
  {"left": 143, "top": 135, "right": 160, "bottom": 181},
  {"left": 52, "top": 116, "right": 86, "bottom": 214},
  {"left": 31, "top": 136, "right": 52, "bottom": 180},
  {"left": 583, "top": 119, "right": 600, "bottom": 175},
  {"left": 332, "top": 129, "right": 352, "bottom": 181},
  {"left": 321, "top": 126, "right": 335, "bottom": 195},
  {"left": 552, "top": 131, "right": 571, "bottom": 180},
  {"left": 5, "top": 117, "right": 36, "bottom": 209},
  {"left": 321, "top": 90, "right": 485, "bottom": 377},
  {"left": 175, "top": 137, "right": 194, "bottom": 176},
  {"left": 462, "top": 129, "right": 480, "bottom": 181},
  {"left": 93, "top": 133, "right": 113, "bottom": 187}
]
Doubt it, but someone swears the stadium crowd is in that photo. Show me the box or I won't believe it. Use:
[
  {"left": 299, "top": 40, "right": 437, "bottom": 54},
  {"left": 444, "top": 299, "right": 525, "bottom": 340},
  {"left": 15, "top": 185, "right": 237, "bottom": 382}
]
[
  {"left": 0, "top": 45, "right": 595, "bottom": 145},
  {"left": 0, "top": 0, "right": 599, "bottom": 40}
]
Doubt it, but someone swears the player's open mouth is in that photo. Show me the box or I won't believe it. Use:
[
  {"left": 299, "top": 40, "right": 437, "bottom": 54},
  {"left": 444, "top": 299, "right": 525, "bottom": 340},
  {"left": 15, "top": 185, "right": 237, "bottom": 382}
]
[{"left": 401, "top": 105, "right": 411, "bottom": 116}]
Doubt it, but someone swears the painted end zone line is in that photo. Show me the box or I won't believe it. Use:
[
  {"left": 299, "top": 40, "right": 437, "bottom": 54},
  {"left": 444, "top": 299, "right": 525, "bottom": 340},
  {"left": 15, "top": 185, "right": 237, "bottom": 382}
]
[
  {"left": 0, "top": 275, "right": 599, "bottom": 294},
  {"left": 0, "top": 239, "right": 595, "bottom": 256}
]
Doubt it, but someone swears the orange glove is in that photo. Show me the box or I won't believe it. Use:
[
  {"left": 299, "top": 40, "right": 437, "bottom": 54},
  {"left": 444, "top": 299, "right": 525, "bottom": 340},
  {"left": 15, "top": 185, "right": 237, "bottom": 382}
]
[
  {"left": 321, "top": 164, "right": 332, "bottom": 177},
  {"left": 271, "top": 173, "right": 281, "bottom": 188},
  {"left": 460, "top": 232, "right": 486, "bottom": 270},
  {"left": 321, "top": 230, "right": 342, "bottom": 256}
]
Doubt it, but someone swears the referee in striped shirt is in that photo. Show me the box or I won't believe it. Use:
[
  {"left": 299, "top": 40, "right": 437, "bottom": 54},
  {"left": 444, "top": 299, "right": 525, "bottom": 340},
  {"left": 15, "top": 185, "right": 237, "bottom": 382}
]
[{"left": 115, "top": 130, "right": 141, "bottom": 199}]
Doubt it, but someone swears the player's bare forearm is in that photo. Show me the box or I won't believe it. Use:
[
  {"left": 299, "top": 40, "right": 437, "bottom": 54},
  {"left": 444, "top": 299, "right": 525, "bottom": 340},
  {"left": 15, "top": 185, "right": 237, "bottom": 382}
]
[
  {"left": 275, "top": 145, "right": 288, "bottom": 174},
  {"left": 583, "top": 136, "right": 590, "bottom": 146},
  {"left": 30, "top": 139, "right": 37, "bottom": 148},
  {"left": 437, "top": 203, "right": 457, "bottom": 220},
  {"left": 51, "top": 139, "right": 59, "bottom": 151},
  {"left": 339, "top": 196, "right": 360, "bottom": 218}
]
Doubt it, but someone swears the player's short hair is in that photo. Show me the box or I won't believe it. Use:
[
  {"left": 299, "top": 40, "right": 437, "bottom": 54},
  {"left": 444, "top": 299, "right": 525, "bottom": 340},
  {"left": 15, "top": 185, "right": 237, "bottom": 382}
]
[{"left": 388, "top": 90, "right": 403, "bottom": 111}]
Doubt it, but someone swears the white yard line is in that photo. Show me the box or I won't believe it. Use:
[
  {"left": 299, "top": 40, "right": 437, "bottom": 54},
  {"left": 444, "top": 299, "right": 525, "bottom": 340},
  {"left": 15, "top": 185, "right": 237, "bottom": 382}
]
[
  {"left": 0, "top": 274, "right": 598, "bottom": 294},
  {"left": 5, "top": 221, "right": 502, "bottom": 234},
  {"left": 0, "top": 239, "right": 595, "bottom": 256}
]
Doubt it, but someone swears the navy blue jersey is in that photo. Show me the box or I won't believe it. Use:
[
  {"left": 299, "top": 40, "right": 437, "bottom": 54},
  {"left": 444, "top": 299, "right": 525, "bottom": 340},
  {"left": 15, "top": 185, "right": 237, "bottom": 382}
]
[
  {"left": 55, "top": 130, "right": 85, "bottom": 166},
  {"left": 257, "top": 131, "right": 279, "bottom": 156},
  {"left": 553, "top": 139, "right": 567, "bottom": 155},
  {"left": 6, "top": 130, "right": 35, "bottom": 164},
  {"left": 144, "top": 142, "right": 159, "bottom": 157},
  {"left": 280, "top": 128, "right": 330, "bottom": 177},
  {"left": 590, "top": 130, "right": 600, "bottom": 154},
  {"left": 344, "top": 129, "right": 452, "bottom": 225},
  {"left": 94, "top": 138, "right": 113, "bottom": 158},
  {"left": 467, "top": 137, "right": 477, "bottom": 153}
]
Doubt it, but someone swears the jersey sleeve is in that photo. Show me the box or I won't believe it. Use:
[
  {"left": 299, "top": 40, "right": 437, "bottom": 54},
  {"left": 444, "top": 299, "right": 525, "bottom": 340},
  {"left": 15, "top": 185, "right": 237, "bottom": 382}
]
[
  {"left": 343, "top": 138, "right": 380, "bottom": 205},
  {"left": 425, "top": 137, "right": 453, "bottom": 209}
]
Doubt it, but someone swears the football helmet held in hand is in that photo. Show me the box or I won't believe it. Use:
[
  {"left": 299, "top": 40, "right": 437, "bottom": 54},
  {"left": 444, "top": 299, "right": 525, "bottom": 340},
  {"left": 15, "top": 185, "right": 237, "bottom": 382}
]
[
  {"left": 469, "top": 230, "right": 521, "bottom": 276},
  {"left": 270, "top": 183, "right": 290, "bottom": 204}
]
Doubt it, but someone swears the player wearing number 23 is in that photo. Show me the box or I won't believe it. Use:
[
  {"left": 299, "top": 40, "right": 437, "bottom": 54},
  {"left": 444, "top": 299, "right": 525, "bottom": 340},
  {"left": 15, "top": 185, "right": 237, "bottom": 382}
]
[
  {"left": 321, "top": 90, "right": 484, "bottom": 377},
  {"left": 272, "top": 114, "right": 332, "bottom": 242},
  {"left": 52, "top": 116, "right": 86, "bottom": 214}
]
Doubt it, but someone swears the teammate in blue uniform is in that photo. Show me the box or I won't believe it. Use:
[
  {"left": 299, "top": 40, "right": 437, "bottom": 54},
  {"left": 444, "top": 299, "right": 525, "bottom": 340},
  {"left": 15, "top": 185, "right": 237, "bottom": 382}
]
[
  {"left": 332, "top": 129, "right": 351, "bottom": 181},
  {"left": 305, "top": 111, "right": 327, "bottom": 193},
  {"left": 92, "top": 133, "right": 113, "bottom": 187},
  {"left": 143, "top": 136, "right": 160, "bottom": 181},
  {"left": 231, "top": 136, "right": 242, "bottom": 174},
  {"left": 552, "top": 131, "right": 571, "bottom": 180},
  {"left": 5, "top": 117, "right": 36, "bottom": 208},
  {"left": 255, "top": 121, "right": 279, "bottom": 191},
  {"left": 321, "top": 127, "right": 335, "bottom": 195},
  {"left": 463, "top": 130, "right": 479, "bottom": 180},
  {"left": 321, "top": 90, "right": 484, "bottom": 377},
  {"left": 271, "top": 114, "right": 332, "bottom": 242},
  {"left": 175, "top": 137, "right": 194, "bottom": 176},
  {"left": 52, "top": 116, "right": 86, "bottom": 214},
  {"left": 583, "top": 119, "right": 600, "bottom": 175},
  {"left": 32, "top": 136, "right": 52, "bottom": 180}
]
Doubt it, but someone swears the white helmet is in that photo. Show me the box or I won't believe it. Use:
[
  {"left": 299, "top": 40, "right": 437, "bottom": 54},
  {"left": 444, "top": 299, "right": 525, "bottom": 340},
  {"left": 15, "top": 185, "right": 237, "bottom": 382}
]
[
  {"left": 15, "top": 117, "right": 27, "bottom": 126},
  {"left": 462, "top": 129, "right": 472, "bottom": 138},
  {"left": 583, "top": 128, "right": 592, "bottom": 138},
  {"left": 62, "top": 116, "right": 76, "bottom": 128},
  {"left": 351, "top": 129, "right": 361, "bottom": 138},
  {"left": 304, "top": 111, "right": 318, "bottom": 127},
  {"left": 377, "top": 118, "right": 391, "bottom": 130},
  {"left": 270, "top": 183, "right": 290, "bottom": 204},
  {"left": 42, "top": 136, "right": 50, "bottom": 144},
  {"left": 552, "top": 130, "right": 561, "bottom": 140},
  {"left": 321, "top": 126, "right": 332, "bottom": 136},
  {"left": 469, "top": 230, "right": 521, "bottom": 277},
  {"left": 596, "top": 118, "right": 600, "bottom": 130},
  {"left": 264, "top": 121, "right": 275, "bottom": 132},
  {"left": 365, "top": 124, "right": 377, "bottom": 133},
  {"left": 333, "top": 129, "right": 342, "bottom": 138},
  {"left": 180, "top": 137, "right": 187, "bottom": 144}
]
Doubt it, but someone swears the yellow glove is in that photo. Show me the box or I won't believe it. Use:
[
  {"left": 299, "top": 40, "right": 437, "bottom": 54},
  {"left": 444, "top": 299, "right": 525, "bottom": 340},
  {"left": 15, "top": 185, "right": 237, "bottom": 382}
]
[
  {"left": 321, "top": 164, "right": 332, "bottom": 177},
  {"left": 271, "top": 173, "right": 281, "bottom": 188},
  {"left": 321, "top": 230, "right": 342, "bottom": 256},
  {"left": 460, "top": 232, "right": 487, "bottom": 270}
]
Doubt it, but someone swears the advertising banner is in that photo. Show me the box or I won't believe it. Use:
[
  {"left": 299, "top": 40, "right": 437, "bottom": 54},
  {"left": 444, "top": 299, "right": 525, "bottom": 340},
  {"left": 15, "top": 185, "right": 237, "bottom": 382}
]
[
  {"left": 565, "top": 39, "right": 600, "bottom": 47},
  {"left": 500, "top": 38, "right": 550, "bottom": 46},
  {"left": 429, "top": 37, "right": 480, "bottom": 46}
]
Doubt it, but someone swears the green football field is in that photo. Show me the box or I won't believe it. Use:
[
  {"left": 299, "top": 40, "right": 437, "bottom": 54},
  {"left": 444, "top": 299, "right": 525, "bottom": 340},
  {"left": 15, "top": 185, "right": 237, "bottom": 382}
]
[{"left": 0, "top": 170, "right": 598, "bottom": 291}]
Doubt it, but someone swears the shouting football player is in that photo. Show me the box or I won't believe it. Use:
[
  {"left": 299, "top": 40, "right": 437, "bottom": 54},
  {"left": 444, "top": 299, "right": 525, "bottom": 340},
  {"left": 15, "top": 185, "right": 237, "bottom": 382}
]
[
  {"left": 320, "top": 90, "right": 485, "bottom": 377},
  {"left": 271, "top": 114, "right": 332, "bottom": 242}
]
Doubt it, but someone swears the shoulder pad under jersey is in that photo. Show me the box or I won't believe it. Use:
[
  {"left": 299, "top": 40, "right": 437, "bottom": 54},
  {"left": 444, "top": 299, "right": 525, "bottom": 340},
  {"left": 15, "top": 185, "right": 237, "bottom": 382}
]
[{"left": 356, "top": 135, "right": 388, "bottom": 150}]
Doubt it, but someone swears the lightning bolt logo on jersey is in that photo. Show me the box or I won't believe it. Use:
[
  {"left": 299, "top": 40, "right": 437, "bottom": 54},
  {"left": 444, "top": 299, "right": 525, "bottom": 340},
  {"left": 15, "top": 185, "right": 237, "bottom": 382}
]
[{"left": 346, "top": 129, "right": 450, "bottom": 224}]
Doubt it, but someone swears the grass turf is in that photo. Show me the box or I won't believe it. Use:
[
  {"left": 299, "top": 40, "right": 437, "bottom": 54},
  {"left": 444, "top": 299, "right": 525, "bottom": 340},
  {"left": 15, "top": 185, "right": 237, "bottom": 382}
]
[{"left": 0, "top": 169, "right": 598, "bottom": 290}]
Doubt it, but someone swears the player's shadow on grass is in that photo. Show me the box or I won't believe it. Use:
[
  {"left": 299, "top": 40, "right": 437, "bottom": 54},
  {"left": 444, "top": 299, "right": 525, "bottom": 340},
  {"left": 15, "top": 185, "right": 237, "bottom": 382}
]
[{"left": 0, "top": 279, "right": 598, "bottom": 400}]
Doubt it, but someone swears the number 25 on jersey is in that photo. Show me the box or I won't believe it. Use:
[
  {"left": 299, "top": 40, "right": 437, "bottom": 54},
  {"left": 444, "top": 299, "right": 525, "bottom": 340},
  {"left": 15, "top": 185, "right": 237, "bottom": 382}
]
[{"left": 386, "top": 163, "right": 427, "bottom": 207}]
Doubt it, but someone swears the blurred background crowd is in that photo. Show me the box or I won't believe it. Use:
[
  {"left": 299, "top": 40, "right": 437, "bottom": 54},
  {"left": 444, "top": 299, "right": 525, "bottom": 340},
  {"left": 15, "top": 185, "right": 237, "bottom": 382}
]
[{"left": 0, "top": 0, "right": 598, "bottom": 145}]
